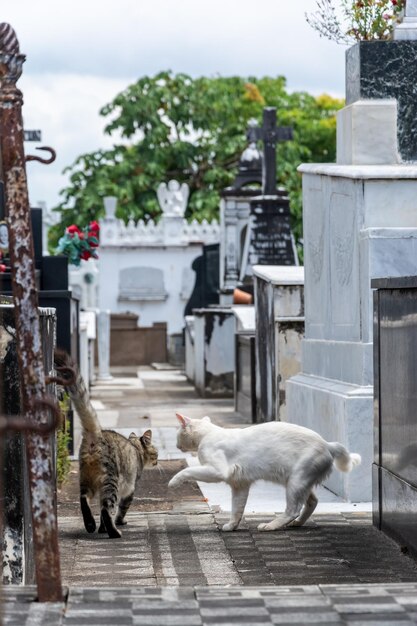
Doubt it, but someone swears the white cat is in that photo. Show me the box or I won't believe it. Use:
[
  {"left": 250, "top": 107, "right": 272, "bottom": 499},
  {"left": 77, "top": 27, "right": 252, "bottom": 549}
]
[{"left": 168, "top": 413, "right": 361, "bottom": 531}]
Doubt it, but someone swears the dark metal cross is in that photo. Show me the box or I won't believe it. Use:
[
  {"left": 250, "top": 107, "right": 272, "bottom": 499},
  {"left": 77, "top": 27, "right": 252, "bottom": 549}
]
[{"left": 249, "top": 107, "right": 293, "bottom": 195}]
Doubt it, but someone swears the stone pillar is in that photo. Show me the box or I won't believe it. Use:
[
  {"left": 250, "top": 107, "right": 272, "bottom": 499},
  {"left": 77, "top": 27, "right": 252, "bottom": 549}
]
[
  {"left": 96, "top": 309, "right": 113, "bottom": 380},
  {"left": 286, "top": 38, "right": 417, "bottom": 502},
  {"left": 253, "top": 266, "right": 304, "bottom": 423},
  {"left": 219, "top": 190, "right": 258, "bottom": 303}
]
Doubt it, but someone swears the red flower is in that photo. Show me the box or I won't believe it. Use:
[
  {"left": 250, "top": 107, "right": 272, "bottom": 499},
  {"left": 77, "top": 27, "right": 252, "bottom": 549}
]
[
  {"left": 391, "top": 0, "right": 398, "bottom": 5},
  {"left": 67, "top": 224, "right": 81, "bottom": 235},
  {"left": 0, "top": 263, "right": 6, "bottom": 273},
  {"left": 88, "top": 232, "right": 99, "bottom": 247},
  {"left": 89, "top": 220, "right": 100, "bottom": 232},
  {"left": 80, "top": 250, "right": 92, "bottom": 261}
]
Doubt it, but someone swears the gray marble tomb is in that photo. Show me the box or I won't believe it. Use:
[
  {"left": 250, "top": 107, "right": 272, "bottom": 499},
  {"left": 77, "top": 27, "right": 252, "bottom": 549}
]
[{"left": 287, "top": 32, "right": 417, "bottom": 502}]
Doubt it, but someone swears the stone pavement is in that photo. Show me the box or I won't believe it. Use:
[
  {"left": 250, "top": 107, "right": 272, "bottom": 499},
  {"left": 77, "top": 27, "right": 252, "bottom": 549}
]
[{"left": 3, "top": 365, "right": 417, "bottom": 625}]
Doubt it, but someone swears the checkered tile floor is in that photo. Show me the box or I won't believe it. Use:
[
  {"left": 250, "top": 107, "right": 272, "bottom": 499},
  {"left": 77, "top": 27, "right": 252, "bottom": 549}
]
[{"left": 4, "top": 583, "right": 417, "bottom": 625}]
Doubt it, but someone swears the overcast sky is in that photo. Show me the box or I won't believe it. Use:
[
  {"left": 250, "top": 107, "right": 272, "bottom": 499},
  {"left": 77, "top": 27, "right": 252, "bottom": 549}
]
[{"left": 3, "top": 0, "right": 348, "bottom": 213}]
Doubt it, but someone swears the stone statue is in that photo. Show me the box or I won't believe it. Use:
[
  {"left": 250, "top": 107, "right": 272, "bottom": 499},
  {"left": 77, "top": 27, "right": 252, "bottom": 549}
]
[{"left": 157, "top": 180, "right": 189, "bottom": 217}]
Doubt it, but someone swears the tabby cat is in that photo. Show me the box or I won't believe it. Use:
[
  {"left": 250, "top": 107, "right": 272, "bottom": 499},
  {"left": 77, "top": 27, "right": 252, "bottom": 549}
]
[{"left": 55, "top": 350, "right": 158, "bottom": 538}]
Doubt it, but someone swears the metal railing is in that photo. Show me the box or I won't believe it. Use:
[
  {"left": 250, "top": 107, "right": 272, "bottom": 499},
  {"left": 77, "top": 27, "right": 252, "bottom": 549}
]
[{"left": 0, "top": 22, "right": 63, "bottom": 603}]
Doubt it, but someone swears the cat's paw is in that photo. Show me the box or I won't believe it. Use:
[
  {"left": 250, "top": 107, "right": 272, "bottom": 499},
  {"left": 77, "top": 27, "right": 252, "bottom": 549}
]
[
  {"left": 222, "top": 522, "right": 238, "bottom": 532},
  {"left": 288, "top": 518, "right": 303, "bottom": 528},
  {"left": 257, "top": 521, "right": 278, "bottom": 532},
  {"left": 168, "top": 475, "right": 183, "bottom": 489}
]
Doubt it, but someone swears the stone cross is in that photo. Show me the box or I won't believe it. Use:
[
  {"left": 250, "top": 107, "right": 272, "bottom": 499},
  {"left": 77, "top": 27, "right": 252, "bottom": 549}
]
[{"left": 250, "top": 108, "right": 293, "bottom": 195}]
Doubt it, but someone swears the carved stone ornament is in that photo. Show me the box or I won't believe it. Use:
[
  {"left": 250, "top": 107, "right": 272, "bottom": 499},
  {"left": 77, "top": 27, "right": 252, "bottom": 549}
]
[
  {"left": 157, "top": 180, "right": 189, "bottom": 217},
  {"left": 0, "top": 23, "right": 25, "bottom": 89}
]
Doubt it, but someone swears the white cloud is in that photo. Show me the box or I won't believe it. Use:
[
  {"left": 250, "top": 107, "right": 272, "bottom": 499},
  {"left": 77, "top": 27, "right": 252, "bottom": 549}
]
[{"left": 1, "top": 0, "right": 347, "bottom": 210}]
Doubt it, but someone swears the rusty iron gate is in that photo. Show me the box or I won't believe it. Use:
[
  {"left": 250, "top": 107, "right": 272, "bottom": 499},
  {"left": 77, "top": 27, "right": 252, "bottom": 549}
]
[{"left": 0, "top": 22, "right": 64, "bottom": 604}]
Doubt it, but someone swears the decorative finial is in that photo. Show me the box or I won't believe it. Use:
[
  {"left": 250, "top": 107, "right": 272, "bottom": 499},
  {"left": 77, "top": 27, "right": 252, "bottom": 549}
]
[{"left": 0, "top": 23, "right": 20, "bottom": 54}]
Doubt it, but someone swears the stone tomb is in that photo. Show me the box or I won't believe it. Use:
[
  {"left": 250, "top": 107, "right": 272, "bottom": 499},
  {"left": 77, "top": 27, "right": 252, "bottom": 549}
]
[
  {"left": 239, "top": 108, "right": 298, "bottom": 282},
  {"left": 233, "top": 305, "right": 256, "bottom": 421},
  {"left": 219, "top": 118, "right": 263, "bottom": 303},
  {"left": 286, "top": 36, "right": 417, "bottom": 501},
  {"left": 97, "top": 185, "right": 220, "bottom": 353},
  {"left": 240, "top": 193, "right": 298, "bottom": 282},
  {"left": 193, "top": 306, "right": 235, "bottom": 398},
  {"left": 219, "top": 110, "right": 298, "bottom": 301},
  {"left": 372, "top": 276, "right": 417, "bottom": 556},
  {"left": 253, "top": 265, "right": 304, "bottom": 423}
]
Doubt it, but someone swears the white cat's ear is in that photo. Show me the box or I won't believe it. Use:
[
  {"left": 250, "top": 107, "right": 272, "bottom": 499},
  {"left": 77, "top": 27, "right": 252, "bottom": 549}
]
[
  {"left": 202, "top": 416, "right": 211, "bottom": 423},
  {"left": 176, "top": 412, "right": 191, "bottom": 428},
  {"left": 141, "top": 429, "right": 152, "bottom": 445}
]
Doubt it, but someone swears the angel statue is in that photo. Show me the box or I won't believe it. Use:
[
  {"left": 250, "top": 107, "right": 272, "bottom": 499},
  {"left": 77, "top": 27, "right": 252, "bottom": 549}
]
[{"left": 157, "top": 180, "right": 189, "bottom": 217}]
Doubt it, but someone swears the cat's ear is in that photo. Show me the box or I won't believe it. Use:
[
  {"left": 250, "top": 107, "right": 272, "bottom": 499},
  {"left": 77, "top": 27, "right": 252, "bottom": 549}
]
[
  {"left": 176, "top": 412, "right": 191, "bottom": 428},
  {"left": 141, "top": 429, "right": 152, "bottom": 446},
  {"left": 202, "top": 416, "right": 211, "bottom": 423},
  {"left": 129, "top": 432, "right": 137, "bottom": 440}
]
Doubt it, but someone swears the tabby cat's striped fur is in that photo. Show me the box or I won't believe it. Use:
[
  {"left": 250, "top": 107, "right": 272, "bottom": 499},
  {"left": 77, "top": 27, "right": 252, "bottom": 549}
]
[{"left": 55, "top": 351, "right": 158, "bottom": 538}]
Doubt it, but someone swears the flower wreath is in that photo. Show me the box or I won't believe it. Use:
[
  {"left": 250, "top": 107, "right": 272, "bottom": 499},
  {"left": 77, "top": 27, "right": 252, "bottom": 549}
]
[{"left": 56, "top": 221, "right": 100, "bottom": 267}]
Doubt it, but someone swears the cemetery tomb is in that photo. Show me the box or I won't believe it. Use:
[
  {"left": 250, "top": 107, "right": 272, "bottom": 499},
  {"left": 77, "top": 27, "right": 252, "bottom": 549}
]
[
  {"left": 286, "top": 30, "right": 417, "bottom": 502},
  {"left": 193, "top": 306, "right": 235, "bottom": 398},
  {"left": 253, "top": 265, "right": 304, "bottom": 423},
  {"left": 233, "top": 305, "right": 257, "bottom": 421},
  {"left": 372, "top": 276, "right": 417, "bottom": 556}
]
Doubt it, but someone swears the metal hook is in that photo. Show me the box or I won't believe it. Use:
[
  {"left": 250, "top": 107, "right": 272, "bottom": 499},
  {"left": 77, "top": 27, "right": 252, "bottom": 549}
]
[{"left": 25, "top": 146, "right": 56, "bottom": 165}]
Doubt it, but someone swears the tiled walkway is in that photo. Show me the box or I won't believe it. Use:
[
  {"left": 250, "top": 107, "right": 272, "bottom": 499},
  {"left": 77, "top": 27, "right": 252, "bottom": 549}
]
[
  {"left": 4, "top": 583, "right": 417, "bottom": 625},
  {"left": 3, "top": 366, "right": 417, "bottom": 625}
]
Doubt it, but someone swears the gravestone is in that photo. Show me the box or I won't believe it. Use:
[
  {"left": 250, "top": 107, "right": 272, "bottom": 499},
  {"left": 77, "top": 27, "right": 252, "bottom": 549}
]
[
  {"left": 118, "top": 266, "right": 167, "bottom": 301},
  {"left": 239, "top": 108, "right": 298, "bottom": 281},
  {"left": 240, "top": 193, "right": 298, "bottom": 281},
  {"left": 219, "top": 119, "right": 263, "bottom": 302},
  {"left": 286, "top": 29, "right": 417, "bottom": 501}
]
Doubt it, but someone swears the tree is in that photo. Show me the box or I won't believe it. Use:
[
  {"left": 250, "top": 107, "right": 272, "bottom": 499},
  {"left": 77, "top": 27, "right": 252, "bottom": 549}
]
[{"left": 49, "top": 72, "right": 343, "bottom": 250}]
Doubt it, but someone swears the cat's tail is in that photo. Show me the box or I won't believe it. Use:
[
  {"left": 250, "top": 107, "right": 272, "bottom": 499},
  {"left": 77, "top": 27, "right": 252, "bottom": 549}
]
[
  {"left": 327, "top": 442, "right": 361, "bottom": 473},
  {"left": 54, "top": 349, "right": 101, "bottom": 437}
]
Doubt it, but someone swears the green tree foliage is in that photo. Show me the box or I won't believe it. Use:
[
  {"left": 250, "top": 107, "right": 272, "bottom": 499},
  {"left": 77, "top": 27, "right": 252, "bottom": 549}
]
[{"left": 50, "top": 72, "right": 343, "bottom": 249}]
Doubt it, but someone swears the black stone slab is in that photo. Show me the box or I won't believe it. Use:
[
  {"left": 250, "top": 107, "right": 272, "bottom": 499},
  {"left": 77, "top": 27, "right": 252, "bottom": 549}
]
[
  {"left": 184, "top": 243, "right": 219, "bottom": 317},
  {"left": 41, "top": 255, "right": 69, "bottom": 290},
  {"left": 346, "top": 41, "right": 417, "bottom": 161},
  {"left": 240, "top": 195, "right": 298, "bottom": 280}
]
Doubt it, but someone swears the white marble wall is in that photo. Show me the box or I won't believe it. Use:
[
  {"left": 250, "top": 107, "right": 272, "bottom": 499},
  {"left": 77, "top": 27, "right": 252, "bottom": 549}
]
[
  {"left": 97, "top": 187, "right": 220, "bottom": 336},
  {"left": 98, "top": 244, "right": 203, "bottom": 335},
  {"left": 287, "top": 163, "right": 417, "bottom": 501}
]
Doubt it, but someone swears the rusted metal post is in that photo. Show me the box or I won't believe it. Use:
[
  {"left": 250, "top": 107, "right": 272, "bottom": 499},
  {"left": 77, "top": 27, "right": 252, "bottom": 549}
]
[{"left": 0, "top": 24, "right": 62, "bottom": 601}]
